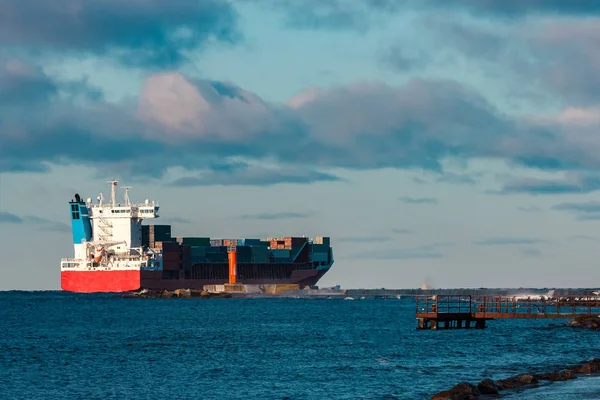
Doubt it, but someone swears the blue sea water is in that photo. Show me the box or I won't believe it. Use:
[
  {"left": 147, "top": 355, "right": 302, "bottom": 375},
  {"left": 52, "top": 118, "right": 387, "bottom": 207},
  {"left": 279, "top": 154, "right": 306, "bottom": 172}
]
[{"left": 1, "top": 292, "right": 599, "bottom": 400}]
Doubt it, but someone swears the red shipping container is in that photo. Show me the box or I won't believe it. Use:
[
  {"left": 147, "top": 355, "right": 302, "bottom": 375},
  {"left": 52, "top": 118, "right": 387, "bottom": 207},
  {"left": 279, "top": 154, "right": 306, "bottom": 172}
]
[
  {"left": 292, "top": 237, "right": 307, "bottom": 246},
  {"left": 156, "top": 241, "right": 179, "bottom": 251},
  {"left": 181, "top": 245, "right": 192, "bottom": 271},
  {"left": 162, "top": 241, "right": 180, "bottom": 251},
  {"left": 162, "top": 246, "right": 180, "bottom": 254},
  {"left": 162, "top": 258, "right": 180, "bottom": 271},
  {"left": 163, "top": 253, "right": 180, "bottom": 263}
]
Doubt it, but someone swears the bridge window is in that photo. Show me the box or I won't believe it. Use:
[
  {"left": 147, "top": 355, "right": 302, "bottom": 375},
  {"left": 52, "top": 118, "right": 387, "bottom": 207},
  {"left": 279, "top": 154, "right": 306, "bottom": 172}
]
[{"left": 72, "top": 212, "right": 80, "bottom": 220}]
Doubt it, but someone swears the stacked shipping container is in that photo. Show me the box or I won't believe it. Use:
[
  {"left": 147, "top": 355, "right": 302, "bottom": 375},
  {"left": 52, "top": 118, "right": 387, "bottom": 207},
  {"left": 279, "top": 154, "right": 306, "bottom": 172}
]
[
  {"left": 239, "top": 238, "right": 261, "bottom": 246},
  {"left": 159, "top": 241, "right": 180, "bottom": 271},
  {"left": 181, "top": 245, "right": 191, "bottom": 271},
  {"left": 142, "top": 225, "right": 172, "bottom": 248},
  {"left": 149, "top": 228, "right": 331, "bottom": 276},
  {"left": 176, "top": 237, "right": 210, "bottom": 246},
  {"left": 190, "top": 246, "right": 207, "bottom": 263},
  {"left": 236, "top": 246, "right": 253, "bottom": 263},
  {"left": 285, "top": 237, "right": 307, "bottom": 248},
  {"left": 267, "top": 237, "right": 308, "bottom": 250},
  {"left": 206, "top": 246, "right": 227, "bottom": 263},
  {"left": 315, "top": 236, "right": 330, "bottom": 246},
  {"left": 250, "top": 246, "right": 269, "bottom": 262}
]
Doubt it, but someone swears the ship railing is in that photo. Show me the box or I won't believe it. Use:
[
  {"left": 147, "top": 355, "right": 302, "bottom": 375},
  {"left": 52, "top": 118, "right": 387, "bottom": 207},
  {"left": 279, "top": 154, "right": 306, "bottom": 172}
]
[
  {"left": 91, "top": 201, "right": 159, "bottom": 209},
  {"left": 111, "top": 255, "right": 145, "bottom": 261},
  {"left": 61, "top": 260, "right": 92, "bottom": 268}
]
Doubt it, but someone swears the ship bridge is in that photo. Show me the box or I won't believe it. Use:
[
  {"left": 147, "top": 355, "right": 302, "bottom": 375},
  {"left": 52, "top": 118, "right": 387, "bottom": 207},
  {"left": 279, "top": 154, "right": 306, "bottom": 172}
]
[{"left": 87, "top": 180, "right": 159, "bottom": 253}]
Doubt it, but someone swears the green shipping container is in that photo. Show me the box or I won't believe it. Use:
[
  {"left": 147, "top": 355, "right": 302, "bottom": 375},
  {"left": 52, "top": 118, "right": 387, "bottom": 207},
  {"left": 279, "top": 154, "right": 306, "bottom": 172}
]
[
  {"left": 181, "top": 237, "right": 211, "bottom": 246},
  {"left": 241, "top": 238, "right": 262, "bottom": 246},
  {"left": 251, "top": 246, "right": 270, "bottom": 263},
  {"left": 206, "top": 253, "right": 227, "bottom": 262},
  {"left": 191, "top": 255, "right": 207, "bottom": 263},
  {"left": 190, "top": 246, "right": 208, "bottom": 256},
  {"left": 312, "top": 244, "right": 330, "bottom": 253},
  {"left": 270, "top": 249, "right": 291, "bottom": 259},
  {"left": 235, "top": 246, "right": 251, "bottom": 263}
]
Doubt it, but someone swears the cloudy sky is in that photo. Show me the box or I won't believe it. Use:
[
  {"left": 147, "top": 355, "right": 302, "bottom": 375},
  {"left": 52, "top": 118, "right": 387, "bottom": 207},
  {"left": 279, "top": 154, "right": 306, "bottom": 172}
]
[{"left": 2, "top": 0, "right": 600, "bottom": 290}]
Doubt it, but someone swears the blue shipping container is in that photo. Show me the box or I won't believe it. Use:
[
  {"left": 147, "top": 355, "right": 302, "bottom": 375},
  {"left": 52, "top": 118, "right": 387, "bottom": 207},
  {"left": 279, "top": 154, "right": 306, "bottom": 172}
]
[
  {"left": 207, "top": 245, "right": 228, "bottom": 253},
  {"left": 270, "top": 249, "right": 291, "bottom": 259}
]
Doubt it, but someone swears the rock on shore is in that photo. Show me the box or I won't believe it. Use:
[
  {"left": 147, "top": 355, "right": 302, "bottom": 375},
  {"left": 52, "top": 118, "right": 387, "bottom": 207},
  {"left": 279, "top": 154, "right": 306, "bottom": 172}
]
[
  {"left": 122, "top": 288, "right": 232, "bottom": 298},
  {"left": 430, "top": 382, "right": 481, "bottom": 400},
  {"left": 430, "top": 358, "right": 600, "bottom": 399},
  {"left": 568, "top": 316, "right": 600, "bottom": 330}
]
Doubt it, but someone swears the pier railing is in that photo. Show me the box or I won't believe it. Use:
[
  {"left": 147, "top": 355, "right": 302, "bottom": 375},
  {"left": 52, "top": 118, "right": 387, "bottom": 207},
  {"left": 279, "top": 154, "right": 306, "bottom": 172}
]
[
  {"left": 416, "top": 295, "right": 600, "bottom": 329},
  {"left": 416, "top": 295, "right": 473, "bottom": 315}
]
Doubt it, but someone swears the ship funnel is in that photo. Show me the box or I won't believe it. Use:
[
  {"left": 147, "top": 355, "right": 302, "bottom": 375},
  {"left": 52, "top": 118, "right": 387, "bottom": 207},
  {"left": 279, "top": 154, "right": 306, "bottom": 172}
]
[
  {"left": 69, "top": 196, "right": 92, "bottom": 245},
  {"left": 69, "top": 194, "right": 93, "bottom": 260}
]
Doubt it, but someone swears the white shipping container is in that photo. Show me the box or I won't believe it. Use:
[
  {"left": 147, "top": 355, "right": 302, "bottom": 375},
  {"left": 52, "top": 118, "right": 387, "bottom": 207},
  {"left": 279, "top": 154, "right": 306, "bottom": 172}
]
[{"left": 315, "top": 236, "right": 330, "bottom": 245}]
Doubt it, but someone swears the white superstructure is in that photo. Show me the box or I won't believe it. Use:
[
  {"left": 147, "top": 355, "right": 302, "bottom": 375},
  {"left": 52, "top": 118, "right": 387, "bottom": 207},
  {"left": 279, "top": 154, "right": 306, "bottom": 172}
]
[
  {"left": 61, "top": 180, "right": 163, "bottom": 272},
  {"left": 91, "top": 180, "right": 159, "bottom": 252}
]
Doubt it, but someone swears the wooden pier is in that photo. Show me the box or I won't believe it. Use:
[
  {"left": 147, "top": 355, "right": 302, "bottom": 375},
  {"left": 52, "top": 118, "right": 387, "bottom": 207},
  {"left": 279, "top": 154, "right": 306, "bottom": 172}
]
[{"left": 416, "top": 295, "right": 600, "bottom": 330}]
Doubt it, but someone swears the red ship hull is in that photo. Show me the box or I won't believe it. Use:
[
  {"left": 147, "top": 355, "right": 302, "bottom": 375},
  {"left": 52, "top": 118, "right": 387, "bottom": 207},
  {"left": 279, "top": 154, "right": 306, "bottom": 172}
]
[
  {"left": 60, "top": 268, "right": 327, "bottom": 293},
  {"left": 61, "top": 270, "right": 141, "bottom": 293}
]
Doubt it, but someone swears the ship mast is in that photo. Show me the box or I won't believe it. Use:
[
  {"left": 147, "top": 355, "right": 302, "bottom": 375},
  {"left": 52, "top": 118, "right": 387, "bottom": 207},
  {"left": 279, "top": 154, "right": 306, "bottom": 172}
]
[
  {"left": 121, "top": 186, "right": 132, "bottom": 206},
  {"left": 107, "top": 179, "right": 118, "bottom": 207}
]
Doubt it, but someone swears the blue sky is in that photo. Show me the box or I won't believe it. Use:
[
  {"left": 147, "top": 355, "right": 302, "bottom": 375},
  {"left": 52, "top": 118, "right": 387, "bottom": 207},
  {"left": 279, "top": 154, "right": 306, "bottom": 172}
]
[{"left": 2, "top": 0, "right": 600, "bottom": 290}]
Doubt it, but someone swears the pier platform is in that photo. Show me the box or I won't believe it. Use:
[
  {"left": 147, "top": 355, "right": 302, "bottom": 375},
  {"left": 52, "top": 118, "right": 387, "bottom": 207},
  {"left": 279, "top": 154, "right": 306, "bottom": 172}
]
[{"left": 416, "top": 295, "right": 600, "bottom": 330}]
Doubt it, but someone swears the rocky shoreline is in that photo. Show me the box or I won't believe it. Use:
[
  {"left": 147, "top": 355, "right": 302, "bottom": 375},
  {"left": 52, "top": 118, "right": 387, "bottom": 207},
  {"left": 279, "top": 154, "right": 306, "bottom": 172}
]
[
  {"left": 122, "top": 288, "right": 232, "bottom": 298},
  {"left": 431, "top": 358, "right": 600, "bottom": 399},
  {"left": 568, "top": 316, "right": 600, "bottom": 330}
]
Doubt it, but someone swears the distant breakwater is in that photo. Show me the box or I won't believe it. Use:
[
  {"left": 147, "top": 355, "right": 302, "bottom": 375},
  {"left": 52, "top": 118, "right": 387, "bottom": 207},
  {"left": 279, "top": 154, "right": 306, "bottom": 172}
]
[
  {"left": 430, "top": 357, "right": 600, "bottom": 399},
  {"left": 344, "top": 287, "right": 599, "bottom": 298},
  {"left": 121, "top": 287, "right": 600, "bottom": 300},
  {"left": 123, "top": 289, "right": 232, "bottom": 298}
]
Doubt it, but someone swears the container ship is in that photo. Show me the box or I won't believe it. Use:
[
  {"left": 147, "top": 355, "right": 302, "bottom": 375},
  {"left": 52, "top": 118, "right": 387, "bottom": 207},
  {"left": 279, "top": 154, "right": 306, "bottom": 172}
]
[{"left": 60, "top": 181, "right": 334, "bottom": 293}]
